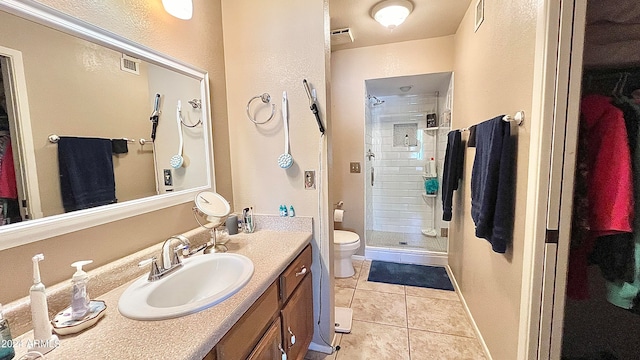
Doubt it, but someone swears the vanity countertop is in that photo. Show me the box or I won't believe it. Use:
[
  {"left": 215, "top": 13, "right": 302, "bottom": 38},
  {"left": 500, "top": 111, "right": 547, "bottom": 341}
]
[{"left": 13, "top": 230, "right": 312, "bottom": 360}]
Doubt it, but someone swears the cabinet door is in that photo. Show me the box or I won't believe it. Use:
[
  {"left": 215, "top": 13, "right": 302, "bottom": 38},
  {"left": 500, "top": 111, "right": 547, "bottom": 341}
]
[
  {"left": 281, "top": 273, "right": 313, "bottom": 360},
  {"left": 216, "top": 282, "right": 279, "bottom": 360},
  {"left": 248, "top": 317, "right": 284, "bottom": 360}
]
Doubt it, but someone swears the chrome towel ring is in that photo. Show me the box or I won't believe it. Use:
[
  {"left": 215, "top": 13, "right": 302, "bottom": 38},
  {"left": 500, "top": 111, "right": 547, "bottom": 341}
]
[{"left": 246, "top": 93, "right": 276, "bottom": 124}]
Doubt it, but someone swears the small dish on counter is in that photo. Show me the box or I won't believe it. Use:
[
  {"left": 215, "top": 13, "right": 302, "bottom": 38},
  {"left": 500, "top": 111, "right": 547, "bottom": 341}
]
[{"left": 52, "top": 300, "right": 107, "bottom": 336}]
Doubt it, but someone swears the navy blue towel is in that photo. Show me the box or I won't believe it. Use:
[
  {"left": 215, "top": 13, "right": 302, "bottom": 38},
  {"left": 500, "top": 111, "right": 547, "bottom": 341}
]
[
  {"left": 442, "top": 130, "right": 464, "bottom": 221},
  {"left": 470, "top": 116, "right": 515, "bottom": 253},
  {"left": 58, "top": 137, "right": 116, "bottom": 212}
]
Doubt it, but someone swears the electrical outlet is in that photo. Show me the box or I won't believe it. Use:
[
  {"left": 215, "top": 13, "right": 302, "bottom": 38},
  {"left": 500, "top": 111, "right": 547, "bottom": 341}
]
[
  {"left": 304, "top": 170, "right": 316, "bottom": 189},
  {"left": 350, "top": 162, "right": 361, "bottom": 173},
  {"left": 164, "top": 169, "right": 173, "bottom": 186}
]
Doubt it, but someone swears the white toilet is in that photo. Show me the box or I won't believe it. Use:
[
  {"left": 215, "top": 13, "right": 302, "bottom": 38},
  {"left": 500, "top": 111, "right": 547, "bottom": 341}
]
[{"left": 334, "top": 230, "right": 361, "bottom": 278}]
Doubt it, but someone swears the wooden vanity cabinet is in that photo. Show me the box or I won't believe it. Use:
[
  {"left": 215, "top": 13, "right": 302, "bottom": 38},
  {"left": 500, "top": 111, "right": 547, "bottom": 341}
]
[{"left": 208, "top": 245, "right": 313, "bottom": 360}]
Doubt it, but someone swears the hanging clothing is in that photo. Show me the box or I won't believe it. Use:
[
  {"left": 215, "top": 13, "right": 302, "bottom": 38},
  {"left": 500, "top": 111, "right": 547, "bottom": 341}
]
[
  {"left": 567, "top": 95, "right": 635, "bottom": 299},
  {"left": 0, "top": 133, "right": 17, "bottom": 199},
  {"left": 581, "top": 95, "right": 634, "bottom": 234},
  {"left": 604, "top": 96, "right": 640, "bottom": 309},
  {"left": 441, "top": 130, "right": 463, "bottom": 221}
]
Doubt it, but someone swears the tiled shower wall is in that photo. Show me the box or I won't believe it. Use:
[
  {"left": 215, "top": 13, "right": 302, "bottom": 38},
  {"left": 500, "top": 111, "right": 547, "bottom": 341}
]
[{"left": 368, "top": 93, "right": 449, "bottom": 235}]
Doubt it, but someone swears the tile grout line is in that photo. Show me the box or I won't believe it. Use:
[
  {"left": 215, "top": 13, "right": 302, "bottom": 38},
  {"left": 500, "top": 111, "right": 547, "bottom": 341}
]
[
  {"left": 405, "top": 285, "right": 412, "bottom": 360},
  {"left": 350, "top": 318, "right": 410, "bottom": 330},
  {"left": 407, "top": 327, "right": 480, "bottom": 340}
]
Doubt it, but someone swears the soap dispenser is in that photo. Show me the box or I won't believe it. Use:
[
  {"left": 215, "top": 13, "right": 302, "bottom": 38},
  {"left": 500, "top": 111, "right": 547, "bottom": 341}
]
[
  {"left": 29, "top": 254, "right": 58, "bottom": 354},
  {"left": 71, "top": 260, "right": 93, "bottom": 320}
]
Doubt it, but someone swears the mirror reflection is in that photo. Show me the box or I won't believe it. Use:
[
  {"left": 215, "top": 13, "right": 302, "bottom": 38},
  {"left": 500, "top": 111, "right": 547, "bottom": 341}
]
[{"left": 0, "top": 9, "right": 209, "bottom": 226}]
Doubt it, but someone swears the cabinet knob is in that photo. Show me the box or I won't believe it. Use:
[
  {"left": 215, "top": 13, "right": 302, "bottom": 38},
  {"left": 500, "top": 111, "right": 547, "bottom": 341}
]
[
  {"left": 295, "top": 266, "right": 307, "bottom": 277},
  {"left": 288, "top": 326, "right": 296, "bottom": 345}
]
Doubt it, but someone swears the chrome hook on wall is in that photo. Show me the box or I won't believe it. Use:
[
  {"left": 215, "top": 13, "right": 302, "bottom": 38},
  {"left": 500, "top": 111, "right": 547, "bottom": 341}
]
[{"left": 246, "top": 93, "right": 276, "bottom": 125}]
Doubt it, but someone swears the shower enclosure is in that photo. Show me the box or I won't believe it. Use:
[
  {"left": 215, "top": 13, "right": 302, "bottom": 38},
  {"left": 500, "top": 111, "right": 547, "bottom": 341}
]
[{"left": 364, "top": 72, "right": 453, "bottom": 263}]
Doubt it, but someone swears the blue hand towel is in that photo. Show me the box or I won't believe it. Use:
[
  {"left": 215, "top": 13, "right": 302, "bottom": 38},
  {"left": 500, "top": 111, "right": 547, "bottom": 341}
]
[
  {"left": 57, "top": 137, "right": 117, "bottom": 212},
  {"left": 470, "top": 116, "right": 515, "bottom": 253}
]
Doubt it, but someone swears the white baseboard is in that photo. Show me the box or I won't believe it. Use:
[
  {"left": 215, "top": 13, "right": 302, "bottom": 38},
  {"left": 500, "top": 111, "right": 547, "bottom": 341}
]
[
  {"left": 446, "top": 265, "right": 492, "bottom": 360},
  {"left": 364, "top": 246, "right": 448, "bottom": 266}
]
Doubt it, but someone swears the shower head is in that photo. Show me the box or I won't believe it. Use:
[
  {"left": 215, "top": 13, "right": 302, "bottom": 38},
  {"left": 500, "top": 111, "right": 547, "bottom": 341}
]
[{"left": 367, "top": 95, "right": 385, "bottom": 106}]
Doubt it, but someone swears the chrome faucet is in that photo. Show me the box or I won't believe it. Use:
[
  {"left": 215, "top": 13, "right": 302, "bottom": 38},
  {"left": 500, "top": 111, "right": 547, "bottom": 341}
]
[
  {"left": 139, "top": 235, "right": 205, "bottom": 282},
  {"left": 160, "top": 235, "right": 191, "bottom": 270}
]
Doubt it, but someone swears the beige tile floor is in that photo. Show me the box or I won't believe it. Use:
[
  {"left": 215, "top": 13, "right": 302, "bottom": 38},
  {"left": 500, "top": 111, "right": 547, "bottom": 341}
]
[{"left": 305, "top": 260, "right": 487, "bottom": 360}]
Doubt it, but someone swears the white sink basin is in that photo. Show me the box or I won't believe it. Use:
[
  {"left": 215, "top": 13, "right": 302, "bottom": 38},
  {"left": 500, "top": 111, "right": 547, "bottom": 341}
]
[{"left": 118, "top": 253, "right": 254, "bottom": 320}]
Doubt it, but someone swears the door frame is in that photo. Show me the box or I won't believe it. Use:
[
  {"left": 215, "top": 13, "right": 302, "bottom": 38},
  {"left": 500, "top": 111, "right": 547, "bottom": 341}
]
[
  {"left": 0, "top": 45, "right": 42, "bottom": 221},
  {"left": 517, "top": 0, "right": 588, "bottom": 359}
]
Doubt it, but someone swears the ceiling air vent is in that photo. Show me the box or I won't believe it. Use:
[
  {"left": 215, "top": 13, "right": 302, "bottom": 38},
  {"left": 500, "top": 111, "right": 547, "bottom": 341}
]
[
  {"left": 330, "top": 28, "right": 354, "bottom": 45},
  {"left": 120, "top": 54, "right": 140, "bottom": 75}
]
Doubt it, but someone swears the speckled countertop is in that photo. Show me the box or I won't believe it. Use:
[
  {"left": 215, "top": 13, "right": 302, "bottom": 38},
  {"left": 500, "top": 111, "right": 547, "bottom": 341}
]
[{"left": 12, "top": 225, "right": 312, "bottom": 360}]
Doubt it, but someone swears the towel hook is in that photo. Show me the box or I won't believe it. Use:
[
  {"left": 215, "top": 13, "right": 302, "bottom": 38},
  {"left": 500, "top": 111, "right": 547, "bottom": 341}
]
[{"left": 246, "top": 93, "right": 276, "bottom": 124}]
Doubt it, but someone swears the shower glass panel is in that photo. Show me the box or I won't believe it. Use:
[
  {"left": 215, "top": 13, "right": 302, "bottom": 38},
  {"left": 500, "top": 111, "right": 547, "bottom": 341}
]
[{"left": 364, "top": 72, "right": 453, "bottom": 253}]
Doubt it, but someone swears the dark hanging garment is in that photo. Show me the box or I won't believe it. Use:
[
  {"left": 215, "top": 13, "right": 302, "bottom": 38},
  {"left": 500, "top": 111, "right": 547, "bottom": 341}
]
[{"left": 441, "top": 130, "right": 464, "bottom": 221}]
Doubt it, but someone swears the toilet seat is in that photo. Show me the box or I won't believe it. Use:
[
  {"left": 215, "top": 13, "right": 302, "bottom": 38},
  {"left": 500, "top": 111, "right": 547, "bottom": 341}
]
[{"left": 334, "top": 230, "right": 359, "bottom": 245}]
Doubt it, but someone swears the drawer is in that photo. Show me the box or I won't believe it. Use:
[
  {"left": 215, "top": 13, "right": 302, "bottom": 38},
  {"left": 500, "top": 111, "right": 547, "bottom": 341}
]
[
  {"left": 279, "top": 245, "right": 312, "bottom": 302},
  {"left": 216, "top": 282, "right": 279, "bottom": 360}
]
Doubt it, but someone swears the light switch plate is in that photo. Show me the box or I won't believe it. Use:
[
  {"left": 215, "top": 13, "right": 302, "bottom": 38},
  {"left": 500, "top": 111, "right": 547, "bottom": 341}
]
[
  {"left": 163, "top": 169, "right": 173, "bottom": 186},
  {"left": 304, "top": 170, "right": 316, "bottom": 189},
  {"left": 350, "top": 162, "right": 361, "bottom": 173}
]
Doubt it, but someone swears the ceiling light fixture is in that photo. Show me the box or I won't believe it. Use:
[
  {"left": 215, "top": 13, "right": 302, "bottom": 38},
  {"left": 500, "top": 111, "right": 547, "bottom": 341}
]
[
  {"left": 399, "top": 86, "right": 413, "bottom": 92},
  {"left": 162, "top": 0, "right": 193, "bottom": 20},
  {"left": 371, "top": 0, "right": 413, "bottom": 29}
]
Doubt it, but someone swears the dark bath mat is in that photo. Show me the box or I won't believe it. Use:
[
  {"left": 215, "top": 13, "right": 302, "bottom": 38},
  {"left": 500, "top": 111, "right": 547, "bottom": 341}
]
[{"left": 367, "top": 260, "right": 454, "bottom": 291}]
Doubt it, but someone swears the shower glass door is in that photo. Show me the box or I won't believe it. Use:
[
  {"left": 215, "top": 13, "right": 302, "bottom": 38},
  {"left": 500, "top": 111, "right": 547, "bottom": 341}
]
[{"left": 364, "top": 73, "right": 452, "bottom": 254}]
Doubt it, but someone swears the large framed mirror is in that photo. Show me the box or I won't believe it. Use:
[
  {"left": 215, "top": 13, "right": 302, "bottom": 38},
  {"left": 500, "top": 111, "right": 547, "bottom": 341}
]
[{"left": 0, "top": 0, "right": 214, "bottom": 250}]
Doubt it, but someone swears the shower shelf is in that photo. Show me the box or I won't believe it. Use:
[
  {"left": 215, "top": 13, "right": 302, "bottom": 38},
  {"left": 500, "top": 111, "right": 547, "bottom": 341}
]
[
  {"left": 422, "top": 193, "right": 437, "bottom": 201},
  {"left": 421, "top": 127, "right": 440, "bottom": 131}
]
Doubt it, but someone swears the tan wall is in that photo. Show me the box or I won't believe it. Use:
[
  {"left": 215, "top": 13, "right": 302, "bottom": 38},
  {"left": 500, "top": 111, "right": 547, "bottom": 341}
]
[
  {"left": 449, "top": 0, "right": 537, "bottom": 359},
  {"left": 330, "top": 37, "right": 455, "bottom": 254},
  {"left": 221, "top": 0, "right": 331, "bottom": 346},
  {"left": 0, "top": 11, "right": 155, "bottom": 216},
  {"left": 0, "top": 0, "right": 230, "bottom": 305}
]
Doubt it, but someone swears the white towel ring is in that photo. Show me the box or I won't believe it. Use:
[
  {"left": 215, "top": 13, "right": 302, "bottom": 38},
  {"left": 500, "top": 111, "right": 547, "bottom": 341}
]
[{"left": 246, "top": 93, "right": 276, "bottom": 124}]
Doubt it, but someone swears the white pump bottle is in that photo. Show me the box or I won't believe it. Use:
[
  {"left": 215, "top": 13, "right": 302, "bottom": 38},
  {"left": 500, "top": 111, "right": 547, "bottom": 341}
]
[{"left": 71, "top": 260, "right": 93, "bottom": 320}]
